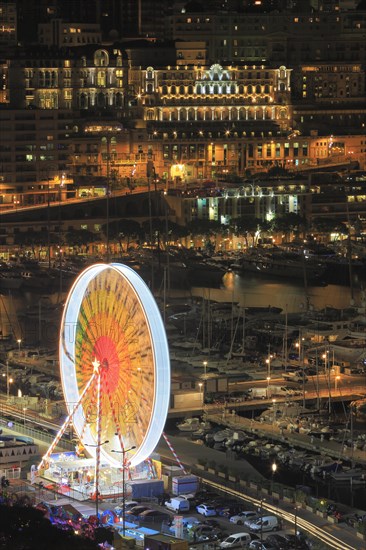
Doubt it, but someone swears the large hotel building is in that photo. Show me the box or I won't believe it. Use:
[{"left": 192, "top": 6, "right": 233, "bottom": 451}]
[{"left": 0, "top": 1, "right": 365, "bottom": 233}]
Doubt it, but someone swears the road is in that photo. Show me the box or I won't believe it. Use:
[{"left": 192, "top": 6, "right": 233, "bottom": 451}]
[
  {"left": 155, "top": 434, "right": 362, "bottom": 550},
  {"left": 2, "top": 423, "right": 363, "bottom": 549}
]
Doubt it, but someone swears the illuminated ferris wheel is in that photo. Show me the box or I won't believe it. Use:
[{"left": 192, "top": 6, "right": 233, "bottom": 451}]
[{"left": 38, "top": 263, "right": 170, "bottom": 474}]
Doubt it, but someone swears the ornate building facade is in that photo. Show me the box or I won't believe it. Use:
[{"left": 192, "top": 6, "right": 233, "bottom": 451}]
[{"left": 0, "top": 40, "right": 365, "bottom": 227}]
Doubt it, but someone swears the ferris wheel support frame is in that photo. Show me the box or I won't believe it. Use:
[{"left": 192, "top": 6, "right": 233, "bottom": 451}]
[{"left": 38, "top": 367, "right": 98, "bottom": 471}]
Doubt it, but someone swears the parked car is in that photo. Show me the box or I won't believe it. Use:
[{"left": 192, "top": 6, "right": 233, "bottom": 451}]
[
  {"left": 123, "top": 500, "right": 140, "bottom": 511},
  {"left": 126, "top": 505, "right": 151, "bottom": 519},
  {"left": 281, "top": 534, "right": 309, "bottom": 549},
  {"left": 244, "top": 516, "right": 262, "bottom": 528},
  {"left": 180, "top": 493, "right": 197, "bottom": 507},
  {"left": 220, "top": 532, "right": 251, "bottom": 548},
  {"left": 202, "top": 519, "right": 220, "bottom": 528},
  {"left": 165, "top": 496, "right": 190, "bottom": 513},
  {"left": 217, "top": 505, "right": 243, "bottom": 518},
  {"left": 193, "top": 524, "right": 223, "bottom": 542},
  {"left": 196, "top": 503, "right": 217, "bottom": 517},
  {"left": 230, "top": 511, "right": 259, "bottom": 525},
  {"left": 195, "top": 490, "right": 220, "bottom": 502},
  {"left": 138, "top": 509, "right": 171, "bottom": 522},
  {"left": 248, "top": 541, "right": 276, "bottom": 550},
  {"left": 247, "top": 516, "right": 280, "bottom": 533},
  {"left": 265, "top": 534, "right": 290, "bottom": 549}
]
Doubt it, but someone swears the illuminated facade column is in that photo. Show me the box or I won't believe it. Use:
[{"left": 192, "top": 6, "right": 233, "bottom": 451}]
[
  {"left": 272, "top": 107, "right": 276, "bottom": 119},
  {"left": 194, "top": 107, "right": 198, "bottom": 120},
  {"left": 211, "top": 108, "right": 215, "bottom": 120},
  {"left": 228, "top": 107, "right": 232, "bottom": 120},
  {"left": 262, "top": 107, "right": 266, "bottom": 120},
  {"left": 245, "top": 108, "right": 249, "bottom": 120}
]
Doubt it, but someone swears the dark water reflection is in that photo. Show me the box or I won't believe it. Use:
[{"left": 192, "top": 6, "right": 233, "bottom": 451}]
[
  {"left": 1, "top": 271, "right": 364, "bottom": 345},
  {"left": 192, "top": 271, "right": 363, "bottom": 314}
]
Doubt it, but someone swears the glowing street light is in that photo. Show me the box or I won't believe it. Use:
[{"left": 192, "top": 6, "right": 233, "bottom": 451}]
[
  {"left": 17, "top": 339, "right": 22, "bottom": 352},
  {"left": 271, "top": 462, "right": 277, "bottom": 493}
]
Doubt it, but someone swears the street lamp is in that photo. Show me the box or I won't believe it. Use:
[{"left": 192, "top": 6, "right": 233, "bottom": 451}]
[
  {"left": 266, "top": 376, "right": 271, "bottom": 398},
  {"left": 294, "top": 505, "right": 298, "bottom": 549},
  {"left": 7, "top": 377, "right": 13, "bottom": 400},
  {"left": 198, "top": 382, "right": 203, "bottom": 404},
  {"left": 84, "top": 439, "right": 109, "bottom": 522},
  {"left": 272, "top": 399, "right": 277, "bottom": 425},
  {"left": 111, "top": 445, "right": 136, "bottom": 537},
  {"left": 271, "top": 462, "right": 277, "bottom": 493},
  {"left": 259, "top": 497, "right": 265, "bottom": 545},
  {"left": 23, "top": 407, "right": 27, "bottom": 427},
  {"left": 17, "top": 339, "right": 22, "bottom": 352},
  {"left": 203, "top": 361, "right": 207, "bottom": 378},
  {"left": 265, "top": 349, "right": 273, "bottom": 380},
  {"left": 6, "top": 360, "right": 13, "bottom": 401}
]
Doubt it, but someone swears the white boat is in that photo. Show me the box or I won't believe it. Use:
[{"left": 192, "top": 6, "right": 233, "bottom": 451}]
[
  {"left": 330, "top": 338, "right": 366, "bottom": 361},
  {"left": 176, "top": 417, "right": 201, "bottom": 432},
  {"left": 213, "top": 428, "right": 234, "bottom": 443}
]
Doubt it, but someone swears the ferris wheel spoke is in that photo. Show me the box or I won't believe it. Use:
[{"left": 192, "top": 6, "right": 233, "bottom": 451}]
[
  {"left": 78, "top": 374, "right": 99, "bottom": 444},
  {"left": 104, "top": 376, "right": 126, "bottom": 452},
  {"left": 94, "top": 368, "right": 103, "bottom": 505},
  {"left": 38, "top": 369, "right": 98, "bottom": 470}
]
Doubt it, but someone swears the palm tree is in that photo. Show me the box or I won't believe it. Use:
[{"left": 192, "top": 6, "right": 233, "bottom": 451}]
[
  {"left": 65, "top": 229, "right": 99, "bottom": 254},
  {"left": 186, "top": 218, "right": 224, "bottom": 252},
  {"left": 272, "top": 212, "right": 307, "bottom": 241},
  {"left": 232, "top": 215, "right": 262, "bottom": 248},
  {"left": 101, "top": 218, "right": 142, "bottom": 252},
  {"left": 311, "top": 217, "right": 348, "bottom": 241}
]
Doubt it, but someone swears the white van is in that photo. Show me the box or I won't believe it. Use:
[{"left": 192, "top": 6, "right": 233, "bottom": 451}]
[
  {"left": 220, "top": 533, "right": 251, "bottom": 548},
  {"left": 247, "top": 515, "right": 280, "bottom": 533},
  {"left": 165, "top": 496, "right": 190, "bottom": 513}
]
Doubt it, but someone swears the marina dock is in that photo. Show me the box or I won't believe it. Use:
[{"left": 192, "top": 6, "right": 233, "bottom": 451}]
[{"left": 205, "top": 412, "right": 366, "bottom": 467}]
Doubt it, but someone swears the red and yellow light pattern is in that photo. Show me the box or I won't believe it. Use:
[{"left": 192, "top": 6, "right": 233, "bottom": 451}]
[{"left": 74, "top": 268, "right": 155, "bottom": 452}]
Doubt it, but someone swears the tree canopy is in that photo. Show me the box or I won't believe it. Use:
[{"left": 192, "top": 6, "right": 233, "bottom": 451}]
[
  {"left": 272, "top": 212, "right": 307, "bottom": 237},
  {"left": 232, "top": 215, "right": 269, "bottom": 247},
  {"left": 311, "top": 217, "right": 348, "bottom": 237},
  {"left": 102, "top": 218, "right": 142, "bottom": 251},
  {"left": 0, "top": 505, "right": 99, "bottom": 549}
]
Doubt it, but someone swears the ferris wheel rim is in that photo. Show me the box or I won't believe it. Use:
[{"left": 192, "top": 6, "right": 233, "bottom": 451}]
[{"left": 59, "top": 262, "right": 170, "bottom": 468}]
